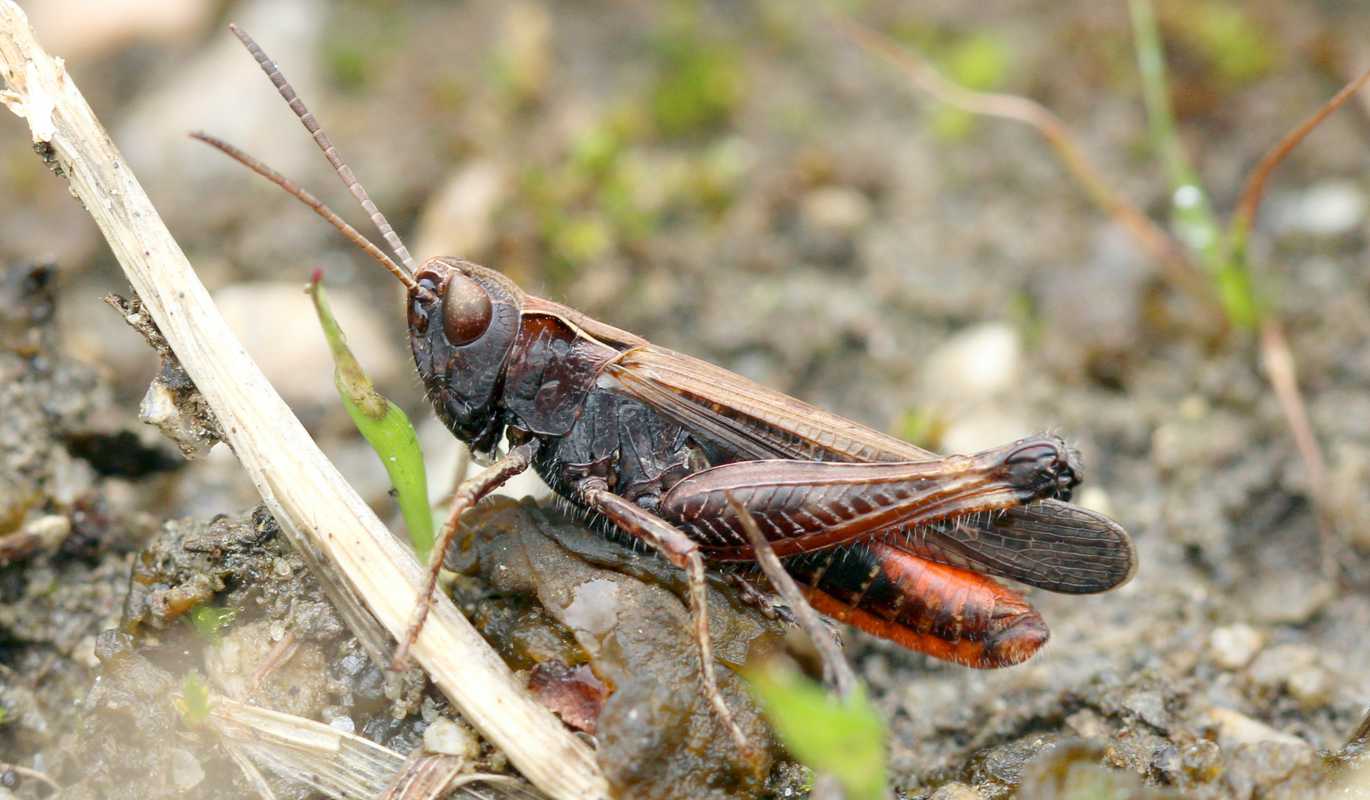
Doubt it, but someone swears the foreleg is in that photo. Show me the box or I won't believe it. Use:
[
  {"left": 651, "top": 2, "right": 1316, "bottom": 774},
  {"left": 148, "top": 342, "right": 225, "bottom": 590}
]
[{"left": 391, "top": 440, "right": 540, "bottom": 669}]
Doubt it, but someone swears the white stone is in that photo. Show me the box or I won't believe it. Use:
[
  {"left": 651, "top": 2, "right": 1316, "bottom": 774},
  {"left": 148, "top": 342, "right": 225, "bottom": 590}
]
[
  {"left": 920, "top": 323, "right": 1022, "bottom": 406},
  {"left": 1209, "top": 624, "right": 1265, "bottom": 670},
  {"left": 423, "top": 717, "right": 480, "bottom": 760},
  {"left": 170, "top": 748, "right": 205, "bottom": 790},
  {"left": 1206, "top": 707, "right": 1308, "bottom": 750},
  {"left": 213, "top": 281, "right": 405, "bottom": 408}
]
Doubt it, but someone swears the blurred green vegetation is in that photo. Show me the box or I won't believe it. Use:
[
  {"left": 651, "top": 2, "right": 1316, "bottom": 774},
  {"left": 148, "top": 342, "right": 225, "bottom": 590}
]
[
  {"left": 746, "top": 660, "right": 888, "bottom": 800},
  {"left": 187, "top": 604, "right": 237, "bottom": 642},
  {"left": 177, "top": 672, "right": 211, "bottom": 726},
  {"left": 648, "top": 19, "right": 746, "bottom": 139},
  {"left": 931, "top": 34, "right": 1012, "bottom": 141},
  {"left": 1176, "top": 1, "right": 1276, "bottom": 87},
  {"left": 887, "top": 21, "right": 1014, "bottom": 141},
  {"left": 322, "top": 7, "right": 407, "bottom": 93},
  {"left": 895, "top": 407, "right": 945, "bottom": 451}
]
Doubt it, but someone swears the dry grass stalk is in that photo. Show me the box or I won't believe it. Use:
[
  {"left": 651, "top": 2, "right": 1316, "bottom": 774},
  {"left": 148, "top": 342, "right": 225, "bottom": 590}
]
[{"left": 0, "top": 4, "right": 605, "bottom": 797}]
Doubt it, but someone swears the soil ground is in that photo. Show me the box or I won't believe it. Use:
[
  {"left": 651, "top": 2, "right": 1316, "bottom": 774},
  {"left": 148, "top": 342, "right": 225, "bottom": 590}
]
[{"left": 3, "top": 2, "right": 1370, "bottom": 798}]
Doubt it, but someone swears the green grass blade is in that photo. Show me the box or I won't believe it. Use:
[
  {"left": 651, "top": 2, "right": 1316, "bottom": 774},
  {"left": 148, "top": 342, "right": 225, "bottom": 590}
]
[
  {"left": 746, "top": 660, "right": 888, "bottom": 800},
  {"left": 1130, "top": 0, "right": 1261, "bottom": 326},
  {"left": 308, "top": 273, "right": 435, "bottom": 562},
  {"left": 1129, "top": 0, "right": 1221, "bottom": 255}
]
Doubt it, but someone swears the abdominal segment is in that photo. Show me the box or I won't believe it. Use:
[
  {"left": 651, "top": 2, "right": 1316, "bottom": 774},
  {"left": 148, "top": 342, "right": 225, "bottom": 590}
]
[{"left": 783, "top": 540, "right": 1049, "bottom": 668}]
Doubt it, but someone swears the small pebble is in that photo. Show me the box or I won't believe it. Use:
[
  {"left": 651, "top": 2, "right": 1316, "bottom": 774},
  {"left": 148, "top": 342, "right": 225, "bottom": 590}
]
[
  {"left": 1210, "top": 624, "right": 1265, "bottom": 670},
  {"left": 1244, "top": 575, "right": 1333, "bottom": 625},
  {"left": 73, "top": 635, "right": 100, "bottom": 670},
  {"left": 170, "top": 748, "right": 204, "bottom": 790},
  {"left": 1065, "top": 708, "right": 1108, "bottom": 739},
  {"left": 1275, "top": 180, "right": 1366, "bottom": 237},
  {"left": 1285, "top": 665, "right": 1332, "bottom": 709},
  {"left": 1075, "top": 486, "right": 1114, "bottom": 519},
  {"left": 413, "top": 161, "right": 509, "bottom": 260},
  {"left": 1248, "top": 644, "right": 1318, "bottom": 691},
  {"left": 28, "top": 0, "right": 214, "bottom": 60},
  {"left": 1150, "top": 744, "right": 1181, "bottom": 783},
  {"left": 921, "top": 323, "right": 1022, "bottom": 404},
  {"left": 1123, "top": 689, "right": 1169, "bottom": 731},
  {"left": 1181, "top": 740, "right": 1223, "bottom": 783},
  {"left": 214, "top": 282, "right": 404, "bottom": 407},
  {"left": 930, "top": 782, "right": 980, "bottom": 800},
  {"left": 1207, "top": 707, "right": 1308, "bottom": 750},
  {"left": 800, "top": 186, "right": 872, "bottom": 235},
  {"left": 423, "top": 717, "right": 480, "bottom": 760}
]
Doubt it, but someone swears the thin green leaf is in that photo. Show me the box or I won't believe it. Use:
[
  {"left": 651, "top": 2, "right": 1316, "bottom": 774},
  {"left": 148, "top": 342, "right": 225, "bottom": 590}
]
[
  {"left": 308, "top": 273, "right": 435, "bottom": 562},
  {"left": 1130, "top": 0, "right": 1260, "bottom": 327},
  {"left": 746, "top": 660, "right": 888, "bottom": 800}
]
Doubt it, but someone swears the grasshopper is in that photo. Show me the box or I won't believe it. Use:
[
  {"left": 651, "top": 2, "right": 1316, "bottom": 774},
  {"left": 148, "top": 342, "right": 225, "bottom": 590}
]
[{"left": 197, "top": 25, "right": 1135, "bottom": 756}]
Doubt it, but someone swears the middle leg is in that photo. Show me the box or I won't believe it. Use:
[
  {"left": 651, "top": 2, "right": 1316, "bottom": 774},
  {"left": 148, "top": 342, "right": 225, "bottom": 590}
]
[{"left": 577, "top": 481, "right": 759, "bottom": 764}]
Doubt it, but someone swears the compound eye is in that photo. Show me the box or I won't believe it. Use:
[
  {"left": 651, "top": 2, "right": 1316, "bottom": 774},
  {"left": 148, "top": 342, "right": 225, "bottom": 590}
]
[{"left": 441, "top": 273, "right": 493, "bottom": 346}]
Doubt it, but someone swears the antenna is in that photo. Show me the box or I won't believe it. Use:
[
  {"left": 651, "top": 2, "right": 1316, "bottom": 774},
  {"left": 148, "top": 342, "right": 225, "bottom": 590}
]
[
  {"left": 191, "top": 131, "right": 418, "bottom": 291},
  {"left": 228, "top": 23, "right": 418, "bottom": 274}
]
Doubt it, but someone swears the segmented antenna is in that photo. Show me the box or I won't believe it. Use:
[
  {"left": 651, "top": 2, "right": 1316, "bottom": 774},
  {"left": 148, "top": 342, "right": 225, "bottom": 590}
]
[
  {"left": 191, "top": 131, "right": 418, "bottom": 291},
  {"left": 228, "top": 23, "right": 417, "bottom": 275}
]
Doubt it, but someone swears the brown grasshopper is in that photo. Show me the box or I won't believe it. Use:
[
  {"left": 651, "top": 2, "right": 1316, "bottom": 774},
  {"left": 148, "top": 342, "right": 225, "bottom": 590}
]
[{"left": 196, "top": 25, "right": 1135, "bottom": 755}]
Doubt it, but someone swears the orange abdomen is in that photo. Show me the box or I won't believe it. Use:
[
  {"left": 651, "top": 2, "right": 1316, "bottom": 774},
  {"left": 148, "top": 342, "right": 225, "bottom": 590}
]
[{"left": 785, "top": 540, "right": 1048, "bottom": 668}]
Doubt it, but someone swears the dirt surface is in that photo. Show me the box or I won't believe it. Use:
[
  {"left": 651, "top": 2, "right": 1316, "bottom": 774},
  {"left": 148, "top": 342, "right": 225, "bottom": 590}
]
[{"left": 4, "top": 2, "right": 1370, "bottom": 798}]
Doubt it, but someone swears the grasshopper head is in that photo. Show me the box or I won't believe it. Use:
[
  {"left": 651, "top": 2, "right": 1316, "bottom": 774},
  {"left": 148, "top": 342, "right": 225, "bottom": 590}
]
[
  {"left": 1003, "top": 436, "right": 1081, "bottom": 502},
  {"left": 408, "top": 258, "right": 525, "bottom": 454}
]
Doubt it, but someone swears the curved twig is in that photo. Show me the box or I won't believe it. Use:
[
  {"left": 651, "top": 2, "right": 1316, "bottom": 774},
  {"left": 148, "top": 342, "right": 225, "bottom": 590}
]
[{"left": 1235, "top": 65, "right": 1370, "bottom": 235}]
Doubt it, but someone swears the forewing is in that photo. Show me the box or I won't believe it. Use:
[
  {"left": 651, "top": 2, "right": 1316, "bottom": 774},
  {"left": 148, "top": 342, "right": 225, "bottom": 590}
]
[
  {"left": 605, "top": 344, "right": 1135, "bottom": 593},
  {"left": 604, "top": 345, "right": 929, "bottom": 464}
]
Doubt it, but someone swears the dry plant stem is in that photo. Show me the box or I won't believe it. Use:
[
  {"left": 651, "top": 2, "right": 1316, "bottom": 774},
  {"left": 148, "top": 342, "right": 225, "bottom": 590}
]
[
  {"left": 1260, "top": 320, "right": 1340, "bottom": 577},
  {"left": 725, "top": 495, "right": 857, "bottom": 700},
  {"left": 380, "top": 751, "right": 469, "bottom": 800},
  {"left": 0, "top": 5, "right": 606, "bottom": 798},
  {"left": 250, "top": 630, "right": 301, "bottom": 693},
  {"left": 1234, "top": 68, "right": 1370, "bottom": 580},
  {"left": 0, "top": 763, "right": 60, "bottom": 792},
  {"left": 1234, "top": 65, "right": 1370, "bottom": 235},
  {"left": 835, "top": 15, "right": 1217, "bottom": 314}
]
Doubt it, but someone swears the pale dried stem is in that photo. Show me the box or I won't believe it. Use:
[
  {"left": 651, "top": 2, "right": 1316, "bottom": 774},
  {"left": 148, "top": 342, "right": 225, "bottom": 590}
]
[
  {"left": 835, "top": 15, "right": 1218, "bottom": 315},
  {"left": 725, "top": 496, "right": 858, "bottom": 700},
  {"left": 0, "top": 4, "right": 604, "bottom": 798},
  {"left": 1234, "top": 65, "right": 1370, "bottom": 235},
  {"left": 1237, "top": 68, "right": 1370, "bottom": 581},
  {"left": 0, "top": 763, "right": 61, "bottom": 792},
  {"left": 1260, "top": 320, "right": 1341, "bottom": 578}
]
